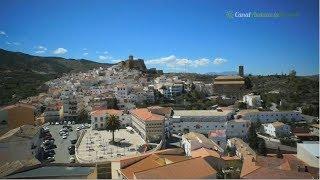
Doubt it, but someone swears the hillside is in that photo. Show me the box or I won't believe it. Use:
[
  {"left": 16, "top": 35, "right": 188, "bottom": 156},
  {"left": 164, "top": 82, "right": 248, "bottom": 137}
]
[{"left": 0, "top": 49, "right": 112, "bottom": 105}]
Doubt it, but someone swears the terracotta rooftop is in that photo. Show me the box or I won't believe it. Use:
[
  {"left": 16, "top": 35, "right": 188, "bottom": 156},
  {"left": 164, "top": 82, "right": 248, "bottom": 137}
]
[
  {"left": 133, "top": 157, "right": 217, "bottom": 179},
  {"left": 91, "top": 109, "right": 123, "bottom": 117},
  {"left": 208, "top": 129, "right": 226, "bottom": 138},
  {"left": 191, "top": 147, "right": 221, "bottom": 158},
  {"left": 241, "top": 154, "right": 319, "bottom": 179},
  {"left": 0, "top": 125, "right": 40, "bottom": 142},
  {"left": 1, "top": 103, "right": 35, "bottom": 111},
  {"left": 130, "top": 108, "right": 164, "bottom": 122},
  {"left": 119, "top": 149, "right": 189, "bottom": 179}
]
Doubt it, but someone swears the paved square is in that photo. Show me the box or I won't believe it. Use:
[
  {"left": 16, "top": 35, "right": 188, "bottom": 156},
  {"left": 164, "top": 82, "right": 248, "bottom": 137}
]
[{"left": 76, "top": 129, "right": 145, "bottom": 163}]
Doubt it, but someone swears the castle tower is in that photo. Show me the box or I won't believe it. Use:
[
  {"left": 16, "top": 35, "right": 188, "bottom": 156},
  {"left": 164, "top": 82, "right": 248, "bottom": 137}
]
[{"left": 129, "top": 55, "right": 134, "bottom": 61}]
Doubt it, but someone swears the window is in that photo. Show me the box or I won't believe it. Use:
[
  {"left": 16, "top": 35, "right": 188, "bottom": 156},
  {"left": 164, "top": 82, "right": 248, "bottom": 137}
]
[{"left": 231, "top": 125, "right": 234, "bottom": 128}]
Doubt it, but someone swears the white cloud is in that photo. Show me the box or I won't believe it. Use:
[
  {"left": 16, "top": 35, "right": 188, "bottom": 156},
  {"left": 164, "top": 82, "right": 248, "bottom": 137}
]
[
  {"left": 146, "top": 55, "right": 209, "bottom": 68},
  {"left": 53, "top": 48, "right": 68, "bottom": 55},
  {"left": 34, "top": 45, "right": 47, "bottom": 54},
  {"left": 82, "top": 48, "right": 87, "bottom": 51},
  {"left": 213, "top": 57, "right": 227, "bottom": 65},
  {"left": 112, "top": 59, "right": 122, "bottom": 63},
  {"left": 5, "top": 41, "right": 20, "bottom": 46},
  {"left": 36, "top": 45, "right": 47, "bottom": 51},
  {"left": 103, "top": 51, "right": 109, "bottom": 54},
  {"left": 0, "top": 31, "right": 7, "bottom": 36},
  {"left": 98, "top": 55, "right": 112, "bottom": 60},
  {"left": 83, "top": 52, "right": 89, "bottom": 56},
  {"left": 146, "top": 55, "right": 178, "bottom": 65},
  {"left": 35, "top": 50, "right": 45, "bottom": 54},
  {"left": 194, "top": 58, "right": 210, "bottom": 67}
]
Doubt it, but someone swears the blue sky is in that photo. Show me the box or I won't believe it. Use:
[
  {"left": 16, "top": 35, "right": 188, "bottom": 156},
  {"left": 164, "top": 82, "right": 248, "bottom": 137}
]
[{"left": 0, "top": 0, "right": 318, "bottom": 75}]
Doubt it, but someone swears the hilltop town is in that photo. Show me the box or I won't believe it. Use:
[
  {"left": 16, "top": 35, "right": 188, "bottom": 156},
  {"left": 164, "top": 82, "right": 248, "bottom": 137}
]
[{"left": 0, "top": 55, "right": 319, "bottom": 179}]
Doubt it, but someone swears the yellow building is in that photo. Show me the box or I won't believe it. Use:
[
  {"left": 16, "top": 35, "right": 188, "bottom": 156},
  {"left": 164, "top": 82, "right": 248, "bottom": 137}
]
[
  {"left": 213, "top": 75, "right": 245, "bottom": 99},
  {"left": 0, "top": 104, "right": 36, "bottom": 135}
]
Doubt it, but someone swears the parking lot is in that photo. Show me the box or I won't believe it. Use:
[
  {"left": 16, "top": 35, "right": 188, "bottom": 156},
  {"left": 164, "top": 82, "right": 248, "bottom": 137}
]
[{"left": 47, "top": 124, "right": 80, "bottom": 163}]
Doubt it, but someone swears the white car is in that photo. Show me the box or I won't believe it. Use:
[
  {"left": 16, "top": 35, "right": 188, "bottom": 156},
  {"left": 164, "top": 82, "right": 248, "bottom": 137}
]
[
  {"left": 55, "top": 122, "right": 59, "bottom": 125},
  {"left": 76, "top": 127, "right": 80, "bottom": 131},
  {"left": 69, "top": 157, "right": 75, "bottom": 163},
  {"left": 62, "top": 135, "right": 67, "bottom": 139},
  {"left": 72, "top": 121, "right": 75, "bottom": 125},
  {"left": 68, "top": 121, "right": 71, "bottom": 125}
]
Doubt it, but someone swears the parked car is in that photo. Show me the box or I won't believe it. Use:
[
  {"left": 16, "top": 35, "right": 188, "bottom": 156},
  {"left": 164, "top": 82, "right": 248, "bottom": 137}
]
[
  {"left": 69, "top": 149, "right": 75, "bottom": 155},
  {"left": 46, "top": 156, "right": 55, "bottom": 162},
  {"left": 55, "top": 122, "right": 59, "bottom": 125},
  {"left": 62, "top": 135, "right": 67, "bottom": 139},
  {"left": 70, "top": 139, "right": 77, "bottom": 144},
  {"left": 70, "top": 156, "right": 75, "bottom": 163},
  {"left": 68, "top": 145, "right": 75, "bottom": 151},
  {"left": 44, "top": 144, "right": 57, "bottom": 150},
  {"left": 72, "top": 121, "right": 75, "bottom": 125}
]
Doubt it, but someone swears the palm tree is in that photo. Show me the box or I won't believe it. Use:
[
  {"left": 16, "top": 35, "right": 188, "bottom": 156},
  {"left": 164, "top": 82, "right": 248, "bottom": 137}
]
[{"left": 105, "top": 114, "right": 121, "bottom": 144}]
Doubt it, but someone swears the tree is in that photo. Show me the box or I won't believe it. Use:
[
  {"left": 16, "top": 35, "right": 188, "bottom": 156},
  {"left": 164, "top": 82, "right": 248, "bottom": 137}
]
[
  {"left": 248, "top": 124, "right": 259, "bottom": 149},
  {"left": 78, "top": 108, "right": 89, "bottom": 123},
  {"left": 238, "top": 102, "right": 247, "bottom": 109},
  {"left": 244, "top": 77, "right": 253, "bottom": 89},
  {"left": 276, "top": 146, "right": 283, "bottom": 158},
  {"left": 105, "top": 114, "right": 121, "bottom": 144},
  {"left": 257, "top": 139, "right": 267, "bottom": 156}
]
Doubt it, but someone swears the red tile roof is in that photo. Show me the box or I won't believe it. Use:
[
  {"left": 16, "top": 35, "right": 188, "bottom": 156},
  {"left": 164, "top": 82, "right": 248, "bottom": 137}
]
[
  {"left": 130, "top": 108, "right": 164, "bottom": 122},
  {"left": 91, "top": 109, "right": 123, "bottom": 117}
]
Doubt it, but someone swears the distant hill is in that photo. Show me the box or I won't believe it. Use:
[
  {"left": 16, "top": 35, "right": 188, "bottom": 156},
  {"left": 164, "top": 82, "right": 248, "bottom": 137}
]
[
  {"left": 0, "top": 48, "right": 113, "bottom": 105},
  {"left": 0, "top": 48, "right": 112, "bottom": 74},
  {"left": 205, "top": 71, "right": 238, "bottom": 76}
]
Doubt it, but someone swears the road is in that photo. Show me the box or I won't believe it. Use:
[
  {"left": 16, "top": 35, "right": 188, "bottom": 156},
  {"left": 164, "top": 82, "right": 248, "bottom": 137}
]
[{"left": 48, "top": 124, "right": 79, "bottom": 163}]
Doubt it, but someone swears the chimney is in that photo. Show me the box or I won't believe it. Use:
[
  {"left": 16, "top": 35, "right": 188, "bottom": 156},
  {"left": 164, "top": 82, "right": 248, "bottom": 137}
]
[{"left": 239, "top": 65, "right": 244, "bottom": 77}]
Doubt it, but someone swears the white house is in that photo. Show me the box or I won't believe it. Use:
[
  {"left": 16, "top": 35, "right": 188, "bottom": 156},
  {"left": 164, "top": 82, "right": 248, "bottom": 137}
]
[
  {"left": 262, "top": 121, "right": 291, "bottom": 137},
  {"left": 169, "top": 109, "right": 234, "bottom": 135},
  {"left": 91, "top": 109, "right": 129, "bottom": 130},
  {"left": 238, "top": 110, "right": 303, "bottom": 123},
  {"left": 226, "top": 119, "right": 250, "bottom": 139},
  {"left": 243, "top": 93, "right": 262, "bottom": 108},
  {"left": 182, "top": 132, "right": 223, "bottom": 156}
]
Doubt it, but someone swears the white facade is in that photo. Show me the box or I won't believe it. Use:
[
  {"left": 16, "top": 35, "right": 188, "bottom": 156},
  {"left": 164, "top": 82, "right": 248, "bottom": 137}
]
[
  {"left": 243, "top": 94, "right": 262, "bottom": 108},
  {"left": 297, "top": 142, "right": 319, "bottom": 168},
  {"left": 226, "top": 119, "right": 250, "bottom": 138},
  {"left": 240, "top": 110, "right": 303, "bottom": 123},
  {"left": 158, "top": 83, "right": 184, "bottom": 98},
  {"left": 262, "top": 122, "right": 291, "bottom": 137},
  {"left": 169, "top": 110, "right": 234, "bottom": 135},
  {"left": 90, "top": 109, "right": 129, "bottom": 130}
]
